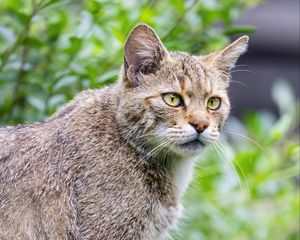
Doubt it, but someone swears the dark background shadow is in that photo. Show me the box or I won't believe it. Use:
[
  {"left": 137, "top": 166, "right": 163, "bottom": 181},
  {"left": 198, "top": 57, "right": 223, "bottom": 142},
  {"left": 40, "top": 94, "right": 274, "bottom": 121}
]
[{"left": 230, "top": 0, "right": 299, "bottom": 117}]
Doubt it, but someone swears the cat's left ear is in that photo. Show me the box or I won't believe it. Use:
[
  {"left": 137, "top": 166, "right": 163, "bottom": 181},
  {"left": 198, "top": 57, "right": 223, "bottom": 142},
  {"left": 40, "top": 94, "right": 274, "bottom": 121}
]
[
  {"left": 123, "top": 24, "right": 170, "bottom": 86},
  {"left": 207, "top": 36, "right": 249, "bottom": 72}
]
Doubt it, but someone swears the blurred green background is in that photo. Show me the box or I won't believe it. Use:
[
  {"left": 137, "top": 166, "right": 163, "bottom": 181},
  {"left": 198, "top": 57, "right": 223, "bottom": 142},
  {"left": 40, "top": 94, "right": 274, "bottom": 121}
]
[{"left": 0, "top": 0, "right": 299, "bottom": 239}]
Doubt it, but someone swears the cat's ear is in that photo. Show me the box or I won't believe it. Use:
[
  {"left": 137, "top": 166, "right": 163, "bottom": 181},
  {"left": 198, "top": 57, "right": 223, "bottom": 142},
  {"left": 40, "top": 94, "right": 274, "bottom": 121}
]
[
  {"left": 123, "top": 24, "right": 169, "bottom": 86},
  {"left": 205, "top": 36, "right": 249, "bottom": 72}
]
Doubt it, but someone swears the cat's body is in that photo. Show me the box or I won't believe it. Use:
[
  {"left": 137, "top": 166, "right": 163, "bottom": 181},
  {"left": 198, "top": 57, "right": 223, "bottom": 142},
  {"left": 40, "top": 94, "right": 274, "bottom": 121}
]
[
  {"left": 0, "top": 86, "right": 181, "bottom": 239},
  {"left": 0, "top": 24, "right": 248, "bottom": 239}
]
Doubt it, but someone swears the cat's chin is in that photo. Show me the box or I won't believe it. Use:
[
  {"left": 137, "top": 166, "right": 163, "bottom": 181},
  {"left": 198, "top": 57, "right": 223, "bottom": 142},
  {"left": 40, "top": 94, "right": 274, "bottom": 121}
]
[{"left": 175, "top": 139, "right": 207, "bottom": 155}]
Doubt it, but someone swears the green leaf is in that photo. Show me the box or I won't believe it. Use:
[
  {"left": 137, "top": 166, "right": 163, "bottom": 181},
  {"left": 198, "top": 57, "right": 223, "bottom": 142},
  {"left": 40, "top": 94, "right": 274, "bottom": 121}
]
[
  {"left": 224, "top": 25, "right": 256, "bottom": 35},
  {"left": 66, "top": 36, "right": 83, "bottom": 54},
  {"left": 48, "top": 94, "right": 67, "bottom": 109},
  {"left": 271, "top": 79, "right": 296, "bottom": 116},
  {"left": 54, "top": 75, "right": 78, "bottom": 90},
  {"left": 271, "top": 114, "right": 293, "bottom": 140},
  {"left": 27, "top": 95, "right": 45, "bottom": 111}
]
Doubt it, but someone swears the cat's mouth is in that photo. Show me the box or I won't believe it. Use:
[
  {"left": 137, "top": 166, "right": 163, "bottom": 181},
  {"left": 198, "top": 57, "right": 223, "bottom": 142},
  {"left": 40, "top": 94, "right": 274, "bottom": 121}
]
[{"left": 179, "top": 139, "right": 205, "bottom": 151}]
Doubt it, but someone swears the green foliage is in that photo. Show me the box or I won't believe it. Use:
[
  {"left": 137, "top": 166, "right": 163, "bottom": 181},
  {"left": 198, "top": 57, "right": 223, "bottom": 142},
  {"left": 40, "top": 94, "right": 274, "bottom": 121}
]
[{"left": 0, "top": 1, "right": 299, "bottom": 239}]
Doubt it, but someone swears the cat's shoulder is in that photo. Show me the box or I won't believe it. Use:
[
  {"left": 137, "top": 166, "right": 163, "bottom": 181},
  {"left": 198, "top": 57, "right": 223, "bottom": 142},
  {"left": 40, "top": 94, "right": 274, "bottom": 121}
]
[{"left": 49, "top": 86, "right": 113, "bottom": 121}]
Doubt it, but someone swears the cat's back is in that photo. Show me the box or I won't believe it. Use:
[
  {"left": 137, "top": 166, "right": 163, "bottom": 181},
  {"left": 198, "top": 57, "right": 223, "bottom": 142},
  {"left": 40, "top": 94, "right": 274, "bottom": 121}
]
[
  {"left": 0, "top": 86, "right": 120, "bottom": 239},
  {"left": 0, "top": 121, "right": 45, "bottom": 173},
  {"left": 0, "top": 86, "right": 116, "bottom": 182},
  {"left": 0, "top": 86, "right": 112, "bottom": 147}
]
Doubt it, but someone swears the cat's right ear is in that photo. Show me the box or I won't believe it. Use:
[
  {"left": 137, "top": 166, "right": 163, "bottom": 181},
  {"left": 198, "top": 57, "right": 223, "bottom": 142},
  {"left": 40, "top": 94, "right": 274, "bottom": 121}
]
[
  {"left": 123, "top": 24, "right": 169, "bottom": 86},
  {"left": 202, "top": 36, "right": 249, "bottom": 73}
]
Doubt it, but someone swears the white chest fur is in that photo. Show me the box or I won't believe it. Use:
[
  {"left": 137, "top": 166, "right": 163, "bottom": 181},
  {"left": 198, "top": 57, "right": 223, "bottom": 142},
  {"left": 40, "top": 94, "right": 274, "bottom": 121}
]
[
  {"left": 149, "top": 202, "right": 184, "bottom": 240},
  {"left": 172, "top": 157, "right": 196, "bottom": 198},
  {"left": 146, "top": 157, "right": 196, "bottom": 239},
  {"left": 155, "top": 157, "right": 196, "bottom": 238}
]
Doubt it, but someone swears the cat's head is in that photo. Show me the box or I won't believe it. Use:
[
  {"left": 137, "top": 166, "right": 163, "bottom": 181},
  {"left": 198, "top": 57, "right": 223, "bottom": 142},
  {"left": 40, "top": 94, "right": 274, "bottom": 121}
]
[{"left": 116, "top": 24, "right": 248, "bottom": 158}]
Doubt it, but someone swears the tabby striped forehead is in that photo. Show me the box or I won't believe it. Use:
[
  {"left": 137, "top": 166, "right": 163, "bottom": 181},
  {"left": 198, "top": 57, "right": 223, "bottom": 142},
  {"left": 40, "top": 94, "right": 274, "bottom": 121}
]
[{"left": 170, "top": 52, "right": 210, "bottom": 97}]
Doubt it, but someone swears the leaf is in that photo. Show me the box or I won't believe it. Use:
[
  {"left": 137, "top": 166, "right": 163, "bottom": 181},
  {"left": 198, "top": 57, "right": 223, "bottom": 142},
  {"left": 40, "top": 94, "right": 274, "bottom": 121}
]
[
  {"left": 15, "top": 11, "right": 31, "bottom": 25},
  {"left": 224, "top": 25, "right": 256, "bottom": 35},
  {"left": 40, "top": 0, "right": 64, "bottom": 10},
  {"left": 96, "top": 68, "right": 119, "bottom": 84},
  {"left": 66, "top": 36, "right": 83, "bottom": 55},
  {"left": 112, "top": 26, "right": 125, "bottom": 43},
  {"left": 271, "top": 79, "right": 296, "bottom": 115},
  {"left": 287, "top": 144, "right": 299, "bottom": 158},
  {"left": 28, "top": 36, "right": 44, "bottom": 48},
  {"left": 47, "top": 13, "right": 67, "bottom": 41},
  {"left": 27, "top": 95, "right": 45, "bottom": 111},
  {"left": 172, "top": 0, "right": 186, "bottom": 13},
  {"left": 271, "top": 114, "right": 293, "bottom": 140},
  {"left": 48, "top": 94, "right": 67, "bottom": 109},
  {"left": 0, "top": 26, "right": 16, "bottom": 43},
  {"left": 54, "top": 75, "right": 78, "bottom": 90}
]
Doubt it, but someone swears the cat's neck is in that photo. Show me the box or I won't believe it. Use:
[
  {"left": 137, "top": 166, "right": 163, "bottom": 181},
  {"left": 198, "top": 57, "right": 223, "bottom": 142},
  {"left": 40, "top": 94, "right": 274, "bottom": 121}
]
[{"left": 121, "top": 137, "right": 197, "bottom": 199}]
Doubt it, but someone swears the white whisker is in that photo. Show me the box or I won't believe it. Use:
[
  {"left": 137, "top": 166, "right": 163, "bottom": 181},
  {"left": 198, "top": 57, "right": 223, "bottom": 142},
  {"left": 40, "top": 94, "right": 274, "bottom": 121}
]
[
  {"left": 231, "top": 69, "right": 256, "bottom": 75},
  {"left": 217, "top": 141, "right": 249, "bottom": 193},
  {"left": 229, "top": 80, "right": 250, "bottom": 88},
  {"left": 222, "top": 130, "right": 268, "bottom": 154},
  {"left": 215, "top": 142, "right": 244, "bottom": 191},
  {"left": 212, "top": 143, "right": 235, "bottom": 185}
]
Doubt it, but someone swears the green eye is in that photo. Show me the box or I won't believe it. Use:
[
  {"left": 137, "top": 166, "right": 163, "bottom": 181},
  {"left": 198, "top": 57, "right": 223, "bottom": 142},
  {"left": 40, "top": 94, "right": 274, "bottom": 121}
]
[
  {"left": 162, "top": 93, "right": 183, "bottom": 107},
  {"left": 207, "top": 97, "right": 221, "bottom": 110}
]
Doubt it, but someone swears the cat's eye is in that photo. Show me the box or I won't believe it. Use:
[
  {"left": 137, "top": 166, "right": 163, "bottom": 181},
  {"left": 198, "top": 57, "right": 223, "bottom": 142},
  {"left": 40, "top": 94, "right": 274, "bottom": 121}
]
[
  {"left": 207, "top": 97, "right": 221, "bottom": 110},
  {"left": 162, "top": 93, "right": 183, "bottom": 107}
]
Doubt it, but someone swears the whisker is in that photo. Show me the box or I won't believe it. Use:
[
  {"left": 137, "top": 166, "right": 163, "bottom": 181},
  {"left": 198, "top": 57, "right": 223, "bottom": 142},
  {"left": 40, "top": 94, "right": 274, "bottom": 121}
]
[
  {"left": 147, "top": 141, "right": 171, "bottom": 162},
  {"left": 229, "top": 80, "right": 250, "bottom": 88},
  {"left": 221, "top": 130, "right": 268, "bottom": 154},
  {"left": 211, "top": 144, "right": 235, "bottom": 185},
  {"left": 160, "top": 140, "right": 176, "bottom": 167},
  {"left": 234, "top": 64, "right": 253, "bottom": 68},
  {"left": 231, "top": 69, "right": 256, "bottom": 75},
  {"left": 215, "top": 143, "right": 238, "bottom": 184},
  {"left": 145, "top": 138, "right": 171, "bottom": 161},
  {"left": 215, "top": 142, "right": 245, "bottom": 192},
  {"left": 217, "top": 141, "right": 249, "bottom": 192},
  {"left": 133, "top": 132, "right": 160, "bottom": 140}
]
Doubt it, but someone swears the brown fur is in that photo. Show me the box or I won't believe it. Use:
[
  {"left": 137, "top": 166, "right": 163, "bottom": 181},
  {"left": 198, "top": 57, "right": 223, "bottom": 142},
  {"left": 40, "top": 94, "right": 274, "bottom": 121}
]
[{"left": 0, "top": 24, "right": 248, "bottom": 239}]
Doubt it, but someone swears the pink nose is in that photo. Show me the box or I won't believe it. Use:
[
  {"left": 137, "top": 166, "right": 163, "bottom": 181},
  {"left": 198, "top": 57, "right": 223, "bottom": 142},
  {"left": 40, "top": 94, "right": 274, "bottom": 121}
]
[{"left": 189, "top": 120, "right": 209, "bottom": 133}]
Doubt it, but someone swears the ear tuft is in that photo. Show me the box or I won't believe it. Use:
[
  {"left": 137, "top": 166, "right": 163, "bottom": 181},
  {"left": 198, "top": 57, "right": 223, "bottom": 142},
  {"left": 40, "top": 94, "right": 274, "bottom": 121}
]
[{"left": 123, "top": 24, "right": 168, "bottom": 85}]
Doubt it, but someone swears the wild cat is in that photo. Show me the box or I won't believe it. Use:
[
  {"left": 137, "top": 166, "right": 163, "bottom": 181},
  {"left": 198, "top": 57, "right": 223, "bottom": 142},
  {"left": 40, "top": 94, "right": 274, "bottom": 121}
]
[{"left": 0, "top": 24, "right": 248, "bottom": 239}]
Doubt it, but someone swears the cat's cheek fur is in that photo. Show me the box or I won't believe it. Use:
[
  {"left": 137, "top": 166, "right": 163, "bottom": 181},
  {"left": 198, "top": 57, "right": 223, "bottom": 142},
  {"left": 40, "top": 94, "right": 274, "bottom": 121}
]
[{"left": 199, "top": 127, "right": 220, "bottom": 145}]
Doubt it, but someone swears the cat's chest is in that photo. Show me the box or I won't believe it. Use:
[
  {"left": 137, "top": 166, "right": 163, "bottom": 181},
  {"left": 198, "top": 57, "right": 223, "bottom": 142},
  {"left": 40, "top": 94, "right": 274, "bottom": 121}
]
[
  {"left": 172, "top": 157, "right": 197, "bottom": 198},
  {"left": 146, "top": 158, "right": 196, "bottom": 238},
  {"left": 147, "top": 201, "right": 183, "bottom": 240}
]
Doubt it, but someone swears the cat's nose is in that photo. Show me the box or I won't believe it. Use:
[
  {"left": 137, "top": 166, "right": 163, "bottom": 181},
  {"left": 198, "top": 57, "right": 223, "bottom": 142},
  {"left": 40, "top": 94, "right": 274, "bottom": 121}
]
[{"left": 189, "top": 120, "right": 209, "bottom": 134}]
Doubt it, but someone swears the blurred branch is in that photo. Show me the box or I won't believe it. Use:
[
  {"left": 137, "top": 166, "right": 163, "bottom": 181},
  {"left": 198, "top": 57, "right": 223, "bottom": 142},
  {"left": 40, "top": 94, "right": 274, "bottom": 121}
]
[
  {"left": 0, "top": 1, "right": 44, "bottom": 73},
  {"left": 162, "top": 0, "right": 198, "bottom": 41},
  {"left": 140, "top": 0, "right": 158, "bottom": 10},
  {"left": 7, "top": 0, "right": 41, "bottom": 118},
  {"left": 0, "top": 37, "right": 20, "bottom": 73}
]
